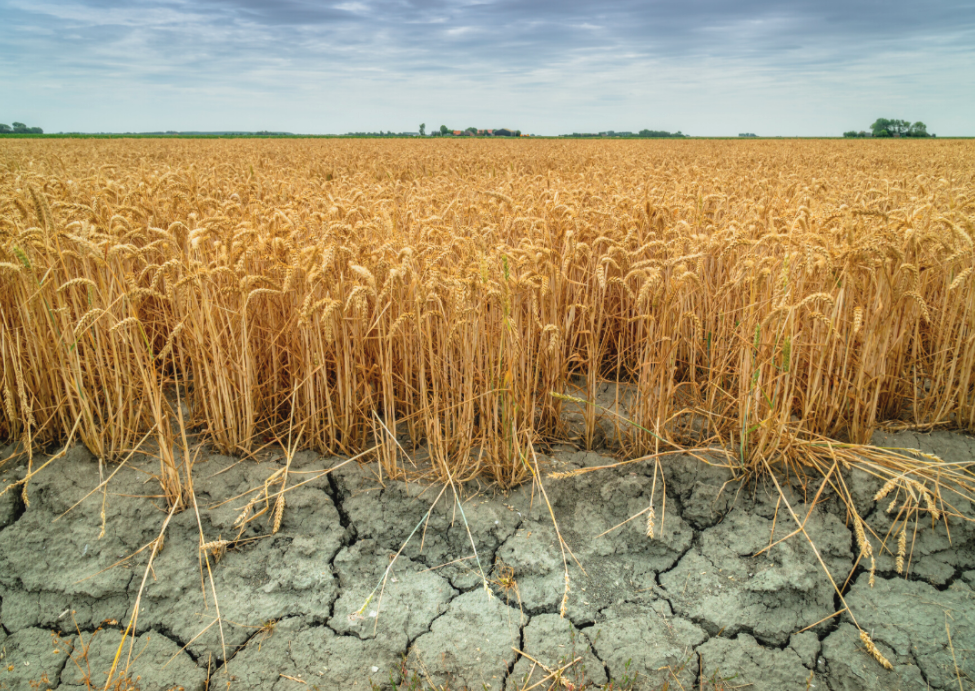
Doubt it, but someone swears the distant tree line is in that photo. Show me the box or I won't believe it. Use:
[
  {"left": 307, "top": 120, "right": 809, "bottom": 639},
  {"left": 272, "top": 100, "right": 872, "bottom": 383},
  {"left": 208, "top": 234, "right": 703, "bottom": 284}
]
[
  {"left": 562, "top": 129, "right": 685, "bottom": 138},
  {"left": 844, "top": 119, "right": 933, "bottom": 138},
  {"left": 344, "top": 131, "right": 422, "bottom": 137},
  {"left": 0, "top": 122, "right": 44, "bottom": 134},
  {"left": 429, "top": 126, "right": 523, "bottom": 137}
]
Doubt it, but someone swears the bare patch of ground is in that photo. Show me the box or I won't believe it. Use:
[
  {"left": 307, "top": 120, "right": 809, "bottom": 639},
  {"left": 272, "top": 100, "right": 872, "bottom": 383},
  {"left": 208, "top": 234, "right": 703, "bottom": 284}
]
[{"left": 2, "top": 431, "right": 975, "bottom": 689}]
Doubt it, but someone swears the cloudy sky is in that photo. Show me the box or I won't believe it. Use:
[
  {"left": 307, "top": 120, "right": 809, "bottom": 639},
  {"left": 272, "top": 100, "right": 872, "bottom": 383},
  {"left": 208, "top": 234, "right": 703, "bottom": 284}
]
[{"left": 1, "top": 0, "right": 973, "bottom": 136}]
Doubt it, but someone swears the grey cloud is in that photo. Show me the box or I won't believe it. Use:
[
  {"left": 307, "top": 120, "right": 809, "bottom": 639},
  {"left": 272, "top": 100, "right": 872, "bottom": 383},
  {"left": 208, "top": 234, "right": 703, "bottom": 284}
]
[{"left": 0, "top": 0, "right": 972, "bottom": 134}]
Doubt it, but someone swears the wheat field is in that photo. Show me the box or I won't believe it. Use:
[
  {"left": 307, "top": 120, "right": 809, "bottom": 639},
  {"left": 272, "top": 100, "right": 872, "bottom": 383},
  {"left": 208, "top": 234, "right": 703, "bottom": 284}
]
[{"left": 1, "top": 138, "right": 973, "bottom": 497}]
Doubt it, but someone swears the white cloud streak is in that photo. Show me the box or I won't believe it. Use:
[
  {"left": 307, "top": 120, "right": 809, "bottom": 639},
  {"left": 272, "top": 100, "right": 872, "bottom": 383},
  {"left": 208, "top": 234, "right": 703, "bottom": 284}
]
[{"left": 0, "top": 0, "right": 972, "bottom": 135}]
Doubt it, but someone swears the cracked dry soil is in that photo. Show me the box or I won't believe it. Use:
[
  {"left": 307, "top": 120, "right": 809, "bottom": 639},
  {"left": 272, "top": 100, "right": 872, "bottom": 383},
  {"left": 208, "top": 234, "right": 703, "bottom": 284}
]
[{"left": 1, "top": 430, "right": 975, "bottom": 690}]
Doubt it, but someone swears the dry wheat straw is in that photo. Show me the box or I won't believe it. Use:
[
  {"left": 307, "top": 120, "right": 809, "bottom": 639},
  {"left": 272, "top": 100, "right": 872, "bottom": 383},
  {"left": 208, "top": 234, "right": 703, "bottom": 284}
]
[
  {"left": 0, "top": 137, "right": 972, "bottom": 494},
  {"left": 860, "top": 630, "right": 894, "bottom": 670}
]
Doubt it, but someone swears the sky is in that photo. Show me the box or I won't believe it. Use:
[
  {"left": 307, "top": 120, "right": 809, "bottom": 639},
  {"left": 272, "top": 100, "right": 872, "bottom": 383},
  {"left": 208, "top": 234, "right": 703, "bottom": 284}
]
[{"left": 1, "top": 0, "right": 973, "bottom": 136}]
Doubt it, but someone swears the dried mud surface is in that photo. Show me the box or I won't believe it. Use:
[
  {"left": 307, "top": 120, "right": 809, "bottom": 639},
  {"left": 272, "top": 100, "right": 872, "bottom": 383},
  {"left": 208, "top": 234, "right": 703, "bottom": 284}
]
[{"left": 1, "top": 430, "right": 975, "bottom": 690}]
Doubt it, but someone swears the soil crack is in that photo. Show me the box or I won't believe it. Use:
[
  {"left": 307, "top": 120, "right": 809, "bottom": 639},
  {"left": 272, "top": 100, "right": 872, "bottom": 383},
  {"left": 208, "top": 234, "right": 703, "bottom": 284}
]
[
  {"left": 403, "top": 588, "right": 462, "bottom": 651},
  {"left": 324, "top": 472, "right": 358, "bottom": 548},
  {"left": 653, "top": 527, "right": 701, "bottom": 584},
  {"left": 0, "top": 476, "right": 27, "bottom": 534},
  {"left": 815, "top": 591, "right": 845, "bottom": 643},
  {"left": 586, "top": 633, "right": 612, "bottom": 685},
  {"left": 910, "top": 649, "right": 932, "bottom": 687},
  {"left": 844, "top": 563, "right": 962, "bottom": 593},
  {"left": 499, "top": 616, "right": 526, "bottom": 690},
  {"left": 50, "top": 634, "right": 75, "bottom": 689},
  {"left": 146, "top": 622, "right": 203, "bottom": 664},
  {"left": 206, "top": 614, "right": 306, "bottom": 680}
]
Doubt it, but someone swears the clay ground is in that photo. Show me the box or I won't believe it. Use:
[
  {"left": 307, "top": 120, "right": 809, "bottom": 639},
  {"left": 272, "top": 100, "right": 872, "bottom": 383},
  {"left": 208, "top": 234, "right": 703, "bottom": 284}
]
[{"left": 2, "top": 430, "right": 975, "bottom": 690}]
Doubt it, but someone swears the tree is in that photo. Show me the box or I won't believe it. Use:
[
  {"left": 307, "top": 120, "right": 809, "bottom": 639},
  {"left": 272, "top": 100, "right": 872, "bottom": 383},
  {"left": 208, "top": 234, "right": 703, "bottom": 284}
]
[
  {"left": 908, "top": 121, "right": 929, "bottom": 137},
  {"left": 12, "top": 122, "right": 27, "bottom": 133},
  {"left": 0, "top": 124, "right": 10, "bottom": 133},
  {"left": 419, "top": 123, "right": 426, "bottom": 136},
  {"left": 871, "top": 118, "right": 910, "bottom": 137},
  {"left": 440, "top": 125, "right": 449, "bottom": 136},
  {"left": 863, "top": 118, "right": 931, "bottom": 138},
  {"left": 843, "top": 131, "right": 859, "bottom": 138}
]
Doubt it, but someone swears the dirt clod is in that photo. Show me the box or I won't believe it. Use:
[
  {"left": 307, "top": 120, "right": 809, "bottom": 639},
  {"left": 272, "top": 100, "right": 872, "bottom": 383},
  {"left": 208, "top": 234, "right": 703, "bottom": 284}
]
[
  {"left": 0, "top": 627, "right": 73, "bottom": 690},
  {"left": 408, "top": 590, "right": 523, "bottom": 690},
  {"left": 697, "top": 634, "right": 812, "bottom": 691},
  {"left": 660, "top": 502, "right": 852, "bottom": 645},
  {"left": 583, "top": 601, "right": 706, "bottom": 690},
  {"left": 228, "top": 617, "right": 404, "bottom": 689},
  {"left": 821, "top": 623, "right": 927, "bottom": 690},
  {"left": 844, "top": 574, "right": 975, "bottom": 689},
  {"left": 505, "top": 613, "right": 607, "bottom": 690},
  {"left": 58, "top": 630, "right": 205, "bottom": 691},
  {"left": 329, "top": 541, "right": 457, "bottom": 648}
]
